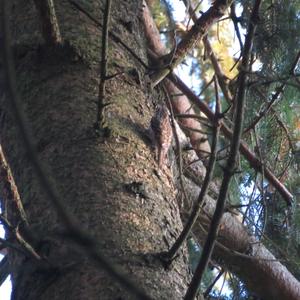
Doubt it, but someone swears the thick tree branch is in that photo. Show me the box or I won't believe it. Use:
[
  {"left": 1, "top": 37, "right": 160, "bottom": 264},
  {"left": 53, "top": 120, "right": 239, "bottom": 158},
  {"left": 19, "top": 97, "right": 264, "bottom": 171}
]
[
  {"left": 193, "top": 193, "right": 300, "bottom": 300},
  {"left": 183, "top": 0, "right": 233, "bottom": 105},
  {"left": 151, "top": 0, "right": 233, "bottom": 86}
]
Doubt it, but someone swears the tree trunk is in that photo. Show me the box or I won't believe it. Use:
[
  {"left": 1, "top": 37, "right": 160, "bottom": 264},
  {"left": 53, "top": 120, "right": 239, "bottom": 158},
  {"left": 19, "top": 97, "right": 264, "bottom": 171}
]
[{"left": 0, "top": 1, "right": 190, "bottom": 299}]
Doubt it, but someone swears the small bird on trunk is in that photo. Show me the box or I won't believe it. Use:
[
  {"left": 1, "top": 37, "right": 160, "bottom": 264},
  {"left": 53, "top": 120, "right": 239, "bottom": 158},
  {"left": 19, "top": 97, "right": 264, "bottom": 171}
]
[{"left": 149, "top": 105, "right": 173, "bottom": 168}]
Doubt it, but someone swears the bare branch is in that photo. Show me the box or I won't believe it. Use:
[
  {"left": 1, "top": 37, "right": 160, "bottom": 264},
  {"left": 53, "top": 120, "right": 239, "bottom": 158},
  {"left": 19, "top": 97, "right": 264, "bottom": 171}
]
[
  {"left": 184, "top": 2, "right": 262, "bottom": 298},
  {"left": 0, "top": 144, "right": 28, "bottom": 225},
  {"left": 0, "top": 215, "right": 41, "bottom": 260},
  {"left": 184, "top": 0, "right": 233, "bottom": 105},
  {"left": 168, "top": 73, "right": 293, "bottom": 205},
  {"left": 165, "top": 76, "right": 220, "bottom": 262}
]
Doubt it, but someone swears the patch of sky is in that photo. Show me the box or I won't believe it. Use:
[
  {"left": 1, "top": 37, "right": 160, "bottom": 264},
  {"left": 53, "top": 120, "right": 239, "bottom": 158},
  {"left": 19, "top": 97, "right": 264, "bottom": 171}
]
[{"left": 0, "top": 208, "right": 12, "bottom": 300}]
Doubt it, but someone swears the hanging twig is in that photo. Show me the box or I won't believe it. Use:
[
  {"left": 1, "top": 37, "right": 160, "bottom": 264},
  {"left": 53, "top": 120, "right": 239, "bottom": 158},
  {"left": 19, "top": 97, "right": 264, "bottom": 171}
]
[
  {"left": 203, "top": 36, "right": 233, "bottom": 104},
  {"left": 242, "top": 172, "right": 258, "bottom": 224},
  {"left": 95, "top": 0, "right": 112, "bottom": 130},
  {"left": 198, "top": 75, "right": 214, "bottom": 97},
  {"left": 164, "top": 76, "right": 220, "bottom": 262},
  {"left": 0, "top": 2, "right": 152, "bottom": 299},
  {"left": 33, "top": 0, "right": 62, "bottom": 45},
  {"left": 184, "top": 1, "right": 262, "bottom": 298}
]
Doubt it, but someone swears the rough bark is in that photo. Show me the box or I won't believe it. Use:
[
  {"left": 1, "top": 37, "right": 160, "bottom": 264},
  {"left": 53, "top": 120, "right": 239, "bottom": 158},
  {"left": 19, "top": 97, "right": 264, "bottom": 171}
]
[{"left": 0, "top": 0, "right": 190, "bottom": 299}]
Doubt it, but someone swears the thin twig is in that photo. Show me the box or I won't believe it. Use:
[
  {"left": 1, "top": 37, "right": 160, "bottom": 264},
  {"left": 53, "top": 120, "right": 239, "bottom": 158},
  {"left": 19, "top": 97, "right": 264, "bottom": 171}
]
[
  {"left": 95, "top": 0, "right": 112, "bottom": 130},
  {"left": 0, "top": 144, "right": 28, "bottom": 225},
  {"left": 198, "top": 75, "right": 214, "bottom": 97},
  {"left": 244, "top": 50, "right": 300, "bottom": 133},
  {"left": 166, "top": 76, "right": 220, "bottom": 261},
  {"left": 0, "top": 2, "right": 152, "bottom": 299},
  {"left": 243, "top": 83, "right": 285, "bottom": 133},
  {"left": 272, "top": 109, "right": 295, "bottom": 152},
  {"left": 0, "top": 215, "right": 40, "bottom": 260},
  {"left": 253, "top": 128, "right": 267, "bottom": 238},
  {"left": 203, "top": 269, "right": 224, "bottom": 298},
  {"left": 168, "top": 73, "right": 293, "bottom": 205},
  {"left": 33, "top": 0, "right": 62, "bottom": 45},
  {"left": 184, "top": 2, "right": 261, "bottom": 298},
  {"left": 204, "top": 36, "right": 234, "bottom": 105},
  {"left": 230, "top": 3, "right": 243, "bottom": 52}
]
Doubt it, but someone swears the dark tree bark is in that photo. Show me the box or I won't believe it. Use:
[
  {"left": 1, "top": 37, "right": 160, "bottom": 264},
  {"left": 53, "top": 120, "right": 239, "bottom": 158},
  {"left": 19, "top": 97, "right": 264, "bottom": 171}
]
[{"left": 0, "top": 1, "right": 190, "bottom": 299}]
